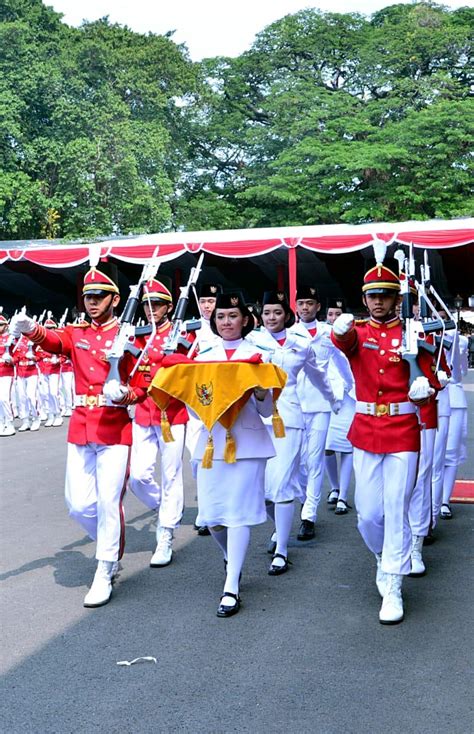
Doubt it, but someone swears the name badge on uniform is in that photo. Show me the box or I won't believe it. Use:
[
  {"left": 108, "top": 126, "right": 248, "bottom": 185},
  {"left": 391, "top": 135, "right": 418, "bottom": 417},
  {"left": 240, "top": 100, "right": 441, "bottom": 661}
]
[
  {"left": 76, "top": 341, "right": 90, "bottom": 350},
  {"left": 362, "top": 342, "right": 379, "bottom": 350}
]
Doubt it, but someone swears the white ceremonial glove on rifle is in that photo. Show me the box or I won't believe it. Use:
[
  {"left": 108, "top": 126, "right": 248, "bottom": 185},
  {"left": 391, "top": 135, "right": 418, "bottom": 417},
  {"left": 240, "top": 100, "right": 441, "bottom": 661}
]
[
  {"left": 437, "top": 370, "right": 449, "bottom": 387},
  {"left": 408, "top": 376, "right": 435, "bottom": 402},
  {"left": 1, "top": 353, "right": 13, "bottom": 364},
  {"left": 330, "top": 398, "right": 342, "bottom": 415},
  {"left": 9, "top": 314, "right": 36, "bottom": 339},
  {"left": 103, "top": 379, "right": 129, "bottom": 404},
  {"left": 332, "top": 313, "right": 354, "bottom": 337}
]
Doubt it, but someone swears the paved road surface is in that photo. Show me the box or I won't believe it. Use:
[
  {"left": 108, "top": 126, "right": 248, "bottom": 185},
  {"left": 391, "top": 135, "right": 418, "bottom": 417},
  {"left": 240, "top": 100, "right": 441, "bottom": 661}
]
[{"left": 1, "top": 373, "right": 473, "bottom": 733}]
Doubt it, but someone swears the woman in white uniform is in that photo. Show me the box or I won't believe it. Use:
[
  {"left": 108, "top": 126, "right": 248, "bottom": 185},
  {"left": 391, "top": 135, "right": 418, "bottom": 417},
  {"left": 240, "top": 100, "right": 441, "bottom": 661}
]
[
  {"left": 324, "top": 299, "right": 356, "bottom": 515},
  {"left": 193, "top": 292, "right": 276, "bottom": 617},
  {"left": 251, "top": 291, "right": 320, "bottom": 575}
]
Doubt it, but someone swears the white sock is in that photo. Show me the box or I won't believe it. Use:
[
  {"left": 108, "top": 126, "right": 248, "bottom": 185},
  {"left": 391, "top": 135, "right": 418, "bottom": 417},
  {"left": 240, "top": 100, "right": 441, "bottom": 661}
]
[
  {"left": 274, "top": 501, "right": 294, "bottom": 566},
  {"left": 223, "top": 526, "right": 250, "bottom": 599},
  {"left": 338, "top": 453, "right": 353, "bottom": 503},
  {"left": 442, "top": 465, "right": 457, "bottom": 505},
  {"left": 209, "top": 526, "right": 228, "bottom": 560},
  {"left": 266, "top": 500, "right": 275, "bottom": 523},
  {"left": 325, "top": 452, "right": 339, "bottom": 491}
]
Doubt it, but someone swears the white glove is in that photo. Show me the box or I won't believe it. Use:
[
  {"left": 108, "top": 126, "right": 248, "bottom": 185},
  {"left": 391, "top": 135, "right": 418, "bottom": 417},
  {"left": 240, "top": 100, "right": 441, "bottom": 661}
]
[
  {"left": 332, "top": 313, "right": 355, "bottom": 337},
  {"left": 331, "top": 398, "right": 342, "bottom": 415},
  {"left": 9, "top": 314, "right": 36, "bottom": 339},
  {"left": 103, "top": 379, "right": 129, "bottom": 403},
  {"left": 408, "top": 376, "right": 435, "bottom": 402},
  {"left": 437, "top": 370, "right": 449, "bottom": 387},
  {"left": 1, "top": 353, "right": 13, "bottom": 364}
]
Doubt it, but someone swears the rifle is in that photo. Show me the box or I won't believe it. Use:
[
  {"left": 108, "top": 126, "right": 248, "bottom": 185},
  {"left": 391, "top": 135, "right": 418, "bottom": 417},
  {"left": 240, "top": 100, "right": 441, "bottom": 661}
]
[
  {"left": 105, "top": 251, "right": 161, "bottom": 385},
  {"left": 394, "top": 246, "right": 436, "bottom": 386},
  {"left": 163, "top": 253, "right": 204, "bottom": 355},
  {"left": 58, "top": 308, "right": 69, "bottom": 328}
]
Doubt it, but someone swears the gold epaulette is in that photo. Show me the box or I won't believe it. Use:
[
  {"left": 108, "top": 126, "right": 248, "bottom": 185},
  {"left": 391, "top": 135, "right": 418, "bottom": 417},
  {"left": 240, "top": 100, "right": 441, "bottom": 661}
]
[
  {"left": 355, "top": 319, "right": 368, "bottom": 325},
  {"left": 72, "top": 322, "right": 89, "bottom": 328}
]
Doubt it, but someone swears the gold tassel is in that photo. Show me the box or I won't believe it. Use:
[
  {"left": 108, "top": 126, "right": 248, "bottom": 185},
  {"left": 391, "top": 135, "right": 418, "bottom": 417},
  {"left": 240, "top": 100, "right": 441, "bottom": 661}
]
[
  {"left": 224, "top": 429, "right": 237, "bottom": 464},
  {"left": 272, "top": 402, "right": 286, "bottom": 438},
  {"left": 201, "top": 434, "right": 214, "bottom": 469},
  {"left": 160, "top": 410, "right": 174, "bottom": 443}
]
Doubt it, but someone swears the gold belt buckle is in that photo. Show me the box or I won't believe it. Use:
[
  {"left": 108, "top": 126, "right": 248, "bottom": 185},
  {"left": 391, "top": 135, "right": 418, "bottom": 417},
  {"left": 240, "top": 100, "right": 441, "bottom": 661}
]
[
  {"left": 375, "top": 403, "right": 389, "bottom": 417},
  {"left": 86, "top": 395, "right": 98, "bottom": 408}
]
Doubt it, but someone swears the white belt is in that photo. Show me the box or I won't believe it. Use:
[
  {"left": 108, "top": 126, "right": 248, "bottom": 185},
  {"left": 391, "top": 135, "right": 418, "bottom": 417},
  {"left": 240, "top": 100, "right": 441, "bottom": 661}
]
[
  {"left": 355, "top": 400, "right": 417, "bottom": 417},
  {"left": 74, "top": 394, "right": 127, "bottom": 409}
]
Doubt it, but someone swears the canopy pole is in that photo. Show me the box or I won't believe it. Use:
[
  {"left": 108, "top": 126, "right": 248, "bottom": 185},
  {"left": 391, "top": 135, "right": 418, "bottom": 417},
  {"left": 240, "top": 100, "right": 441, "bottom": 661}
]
[{"left": 288, "top": 247, "right": 297, "bottom": 310}]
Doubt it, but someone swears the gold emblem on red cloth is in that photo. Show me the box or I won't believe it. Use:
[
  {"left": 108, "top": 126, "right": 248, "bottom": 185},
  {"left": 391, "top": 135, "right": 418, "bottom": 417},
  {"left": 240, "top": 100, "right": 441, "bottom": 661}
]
[{"left": 196, "top": 381, "right": 214, "bottom": 406}]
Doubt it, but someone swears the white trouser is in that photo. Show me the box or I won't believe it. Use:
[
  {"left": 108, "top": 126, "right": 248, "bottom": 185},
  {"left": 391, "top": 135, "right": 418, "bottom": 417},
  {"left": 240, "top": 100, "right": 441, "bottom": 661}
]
[
  {"left": 432, "top": 415, "right": 450, "bottom": 524},
  {"left": 16, "top": 374, "right": 39, "bottom": 419},
  {"left": 442, "top": 407, "right": 467, "bottom": 504},
  {"left": 61, "top": 371, "right": 75, "bottom": 411},
  {"left": 39, "top": 373, "right": 61, "bottom": 415},
  {"left": 299, "top": 411, "right": 331, "bottom": 522},
  {"left": 409, "top": 427, "right": 436, "bottom": 537},
  {"left": 65, "top": 442, "right": 130, "bottom": 561},
  {"left": 0, "top": 375, "right": 13, "bottom": 423},
  {"left": 353, "top": 448, "right": 419, "bottom": 575},
  {"left": 129, "top": 422, "right": 186, "bottom": 529}
]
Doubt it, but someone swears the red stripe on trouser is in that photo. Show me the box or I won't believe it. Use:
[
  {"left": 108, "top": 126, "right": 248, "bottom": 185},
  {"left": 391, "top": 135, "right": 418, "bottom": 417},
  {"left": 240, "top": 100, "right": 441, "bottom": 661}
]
[{"left": 118, "top": 447, "right": 131, "bottom": 560}]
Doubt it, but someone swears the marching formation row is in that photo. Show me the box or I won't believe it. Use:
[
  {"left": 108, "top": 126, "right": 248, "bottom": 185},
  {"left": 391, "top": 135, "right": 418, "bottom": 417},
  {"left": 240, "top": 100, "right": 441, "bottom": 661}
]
[{"left": 3, "top": 251, "right": 469, "bottom": 625}]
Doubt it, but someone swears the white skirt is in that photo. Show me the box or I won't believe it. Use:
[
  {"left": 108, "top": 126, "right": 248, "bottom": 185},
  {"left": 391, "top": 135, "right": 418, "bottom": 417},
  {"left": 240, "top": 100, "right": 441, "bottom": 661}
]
[
  {"left": 326, "top": 393, "right": 355, "bottom": 453},
  {"left": 265, "top": 426, "right": 304, "bottom": 503},
  {"left": 196, "top": 458, "right": 267, "bottom": 527}
]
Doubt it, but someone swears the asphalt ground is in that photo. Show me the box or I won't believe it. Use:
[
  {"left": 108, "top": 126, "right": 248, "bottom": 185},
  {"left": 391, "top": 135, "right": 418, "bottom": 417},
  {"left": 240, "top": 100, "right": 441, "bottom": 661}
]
[{"left": 1, "top": 374, "right": 473, "bottom": 734}]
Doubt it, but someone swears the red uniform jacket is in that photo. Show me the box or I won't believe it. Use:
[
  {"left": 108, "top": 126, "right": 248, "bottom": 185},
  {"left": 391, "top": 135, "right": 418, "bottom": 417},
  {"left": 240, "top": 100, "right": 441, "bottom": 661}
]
[
  {"left": 331, "top": 316, "right": 430, "bottom": 454},
  {"left": 0, "top": 334, "right": 15, "bottom": 377},
  {"left": 36, "top": 344, "right": 62, "bottom": 375},
  {"left": 29, "top": 320, "right": 145, "bottom": 446},
  {"left": 134, "top": 321, "right": 188, "bottom": 427},
  {"left": 14, "top": 336, "right": 39, "bottom": 378}
]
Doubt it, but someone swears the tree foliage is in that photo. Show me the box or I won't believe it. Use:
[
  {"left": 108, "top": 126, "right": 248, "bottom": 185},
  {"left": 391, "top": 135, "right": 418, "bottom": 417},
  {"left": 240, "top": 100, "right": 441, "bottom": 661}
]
[{"left": 0, "top": 1, "right": 472, "bottom": 239}]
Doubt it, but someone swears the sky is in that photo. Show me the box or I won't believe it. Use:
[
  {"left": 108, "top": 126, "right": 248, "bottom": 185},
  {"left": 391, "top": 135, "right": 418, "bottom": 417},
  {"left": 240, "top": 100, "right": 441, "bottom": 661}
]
[{"left": 47, "top": 0, "right": 469, "bottom": 60}]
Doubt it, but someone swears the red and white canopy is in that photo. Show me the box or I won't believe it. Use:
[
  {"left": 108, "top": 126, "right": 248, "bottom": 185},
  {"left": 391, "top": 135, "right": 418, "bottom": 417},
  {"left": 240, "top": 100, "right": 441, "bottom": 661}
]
[{"left": 1, "top": 219, "right": 472, "bottom": 268}]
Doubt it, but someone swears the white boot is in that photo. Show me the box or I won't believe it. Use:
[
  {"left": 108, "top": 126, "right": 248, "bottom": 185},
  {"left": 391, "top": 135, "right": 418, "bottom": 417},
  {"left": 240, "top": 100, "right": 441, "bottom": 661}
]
[
  {"left": 150, "top": 527, "right": 173, "bottom": 567},
  {"left": 52, "top": 414, "right": 64, "bottom": 427},
  {"left": 44, "top": 414, "right": 54, "bottom": 427},
  {"left": 375, "top": 552, "right": 389, "bottom": 598},
  {"left": 2, "top": 421, "right": 15, "bottom": 436},
  {"left": 83, "top": 561, "right": 114, "bottom": 608},
  {"left": 410, "top": 535, "right": 426, "bottom": 577},
  {"left": 379, "top": 574, "right": 404, "bottom": 625},
  {"left": 18, "top": 419, "right": 30, "bottom": 432},
  {"left": 30, "top": 417, "right": 41, "bottom": 431}
]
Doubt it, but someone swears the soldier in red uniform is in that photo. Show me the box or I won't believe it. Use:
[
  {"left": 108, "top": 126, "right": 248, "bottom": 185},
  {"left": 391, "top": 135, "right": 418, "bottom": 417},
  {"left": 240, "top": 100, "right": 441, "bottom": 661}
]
[
  {"left": 331, "top": 261, "right": 434, "bottom": 625},
  {"left": 9, "top": 264, "right": 146, "bottom": 608},
  {"left": 0, "top": 312, "right": 16, "bottom": 436},
  {"left": 14, "top": 331, "right": 41, "bottom": 432},
  {"left": 129, "top": 277, "right": 189, "bottom": 567},
  {"left": 36, "top": 316, "right": 64, "bottom": 427}
]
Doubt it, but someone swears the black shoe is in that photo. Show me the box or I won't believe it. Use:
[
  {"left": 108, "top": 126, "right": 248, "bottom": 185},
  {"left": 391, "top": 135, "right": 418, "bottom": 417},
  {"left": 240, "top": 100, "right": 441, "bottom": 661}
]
[
  {"left": 197, "top": 525, "right": 211, "bottom": 536},
  {"left": 327, "top": 489, "right": 339, "bottom": 505},
  {"left": 424, "top": 528, "right": 436, "bottom": 545},
  {"left": 216, "top": 592, "right": 240, "bottom": 618},
  {"left": 334, "top": 499, "right": 351, "bottom": 515},
  {"left": 268, "top": 553, "right": 291, "bottom": 576},
  {"left": 440, "top": 503, "right": 453, "bottom": 520},
  {"left": 297, "top": 520, "right": 315, "bottom": 541}
]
